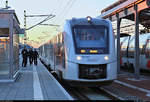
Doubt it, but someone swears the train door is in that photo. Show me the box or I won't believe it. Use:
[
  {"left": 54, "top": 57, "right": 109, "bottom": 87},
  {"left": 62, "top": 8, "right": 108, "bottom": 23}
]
[
  {"left": 139, "top": 35, "right": 148, "bottom": 69},
  {"left": 53, "top": 37, "right": 57, "bottom": 71},
  {"left": 127, "top": 36, "right": 135, "bottom": 68},
  {"left": 145, "top": 39, "right": 150, "bottom": 70},
  {"left": 56, "top": 34, "right": 63, "bottom": 67},
  {"left": 120, "top": 37, "right": 126, "bottom": 66},
  {"left": 61, "top": 32, "right": 66, "bottom": 69},
  {"left": 120, "top": 41, "right": 123, "bottom": 65},
  {"left": 121, "top": 36, "right": 130, "bottom": 67}
]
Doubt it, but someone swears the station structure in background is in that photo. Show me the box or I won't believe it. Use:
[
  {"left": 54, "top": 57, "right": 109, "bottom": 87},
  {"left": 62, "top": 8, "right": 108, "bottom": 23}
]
[
  {"left": 0, "top": 8, "right": 24, "bottom": 82},
  {"left": 100, "top": 0, "right": 150, "bottom": 79}
]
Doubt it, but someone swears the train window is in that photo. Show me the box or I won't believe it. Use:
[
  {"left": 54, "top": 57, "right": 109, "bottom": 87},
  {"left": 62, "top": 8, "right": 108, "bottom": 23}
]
[
  {"left": 141, "top": 45, "right": 146, "bottom": 54},
  {"left": 62, "top": 34, "right": 64, "bottom": 44},
  {"left": 140, "top": 35, "right": 147, "bottom": 54},
  {"left": 128, "top": 37, "right": 135, "bottom": 58},
  {"left": 72, "top": 25, "right": 109, "bottom": 54},
  {"left": 146, "top": 39, "right": 150, "bottom": 58},
  {"left": 121, "top": 37, "right": 129, "bottom": 57}
]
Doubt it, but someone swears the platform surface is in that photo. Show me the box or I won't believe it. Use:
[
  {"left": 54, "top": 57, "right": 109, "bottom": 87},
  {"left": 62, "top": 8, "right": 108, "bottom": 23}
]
[
  {"left": 102, "top": 71, "right": 150, "bottom": 101},
  {"left": 0, "top": 58, "right": 73, "bottom": 100}
]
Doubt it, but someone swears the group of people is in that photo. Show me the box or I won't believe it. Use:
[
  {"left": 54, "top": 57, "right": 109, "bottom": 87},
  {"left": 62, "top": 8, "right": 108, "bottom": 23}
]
[{"left": 21, "top": 46, "right": 39, "bottom": 67}]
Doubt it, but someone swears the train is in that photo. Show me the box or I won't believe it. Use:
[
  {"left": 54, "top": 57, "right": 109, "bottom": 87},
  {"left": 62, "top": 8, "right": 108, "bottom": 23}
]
[
  {"left": 39, "top": 16, "right": 117, "bottom": 86},
  {"left": 120, "top": 33, "right": 150, "bottom": 70}
]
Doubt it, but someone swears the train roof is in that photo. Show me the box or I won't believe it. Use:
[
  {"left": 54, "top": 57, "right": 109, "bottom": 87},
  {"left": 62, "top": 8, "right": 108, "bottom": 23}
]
[
  {"left": 123, "top": 33, "right": 150, "bottom": 42},
  {"left": 69, "top": 17, "right": 110, "bottom": 26},
  {"left": 71, "top": 17, "right": 109, "bottom": 22}
]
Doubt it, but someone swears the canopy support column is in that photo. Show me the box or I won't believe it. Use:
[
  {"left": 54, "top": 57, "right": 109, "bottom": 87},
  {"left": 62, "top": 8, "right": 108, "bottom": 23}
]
[
  {"left": 134, "top": 4, "right": 140, "bottom": 79},
  {"left": 116, "top": 13, "right": 121, "bottom": 74}
]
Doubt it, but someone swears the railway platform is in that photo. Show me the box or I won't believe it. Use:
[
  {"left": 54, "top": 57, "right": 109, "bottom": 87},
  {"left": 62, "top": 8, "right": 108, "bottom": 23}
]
[
  {"left": 0, "top": 57, "right": 73, "bottom": 100},
  {"left": 101, "top": 71, "right": 150, "bottom": 101}
]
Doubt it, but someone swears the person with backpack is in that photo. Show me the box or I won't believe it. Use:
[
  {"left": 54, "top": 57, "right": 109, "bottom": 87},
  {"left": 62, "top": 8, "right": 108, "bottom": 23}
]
[
  {"left": 21, "top": 46, "right": 28, "bottom": 67},
  {"left": 28, "top": 48, "right": 34, "bottom": 66},
  {"left": 33, "top": 49, "right": 39, "bottom": 65}
]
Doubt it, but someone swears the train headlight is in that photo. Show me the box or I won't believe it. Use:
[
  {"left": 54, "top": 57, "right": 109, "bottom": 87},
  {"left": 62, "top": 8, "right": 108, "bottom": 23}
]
[
  {"left": 104, "top": 56, "right": 109, "bottom": 60},
  {"left": 77, "top": 56, "right": 82, "bottom": 60},
  {"left": 87, "top": 16, "right": 92, "bottom": 23}
]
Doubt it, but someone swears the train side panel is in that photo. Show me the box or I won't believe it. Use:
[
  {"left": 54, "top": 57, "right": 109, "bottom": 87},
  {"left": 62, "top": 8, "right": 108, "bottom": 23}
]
[
  {"left": 39, "top": 17, "right": 117, "bottom": 86},
  {"left": 120, "top": 33, "right": 150, "bottom": 70}
]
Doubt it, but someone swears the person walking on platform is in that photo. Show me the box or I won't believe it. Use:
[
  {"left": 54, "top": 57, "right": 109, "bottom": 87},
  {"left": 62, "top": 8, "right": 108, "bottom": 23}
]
[
  {"left": 28, "top": 48, "right": 34, "bottom": 66},
  {"left": 33, "top": 49, "right": 39, "bottom": 66},
  {"left": 21, "top": 46, "right": 28, "bottom": 67}
]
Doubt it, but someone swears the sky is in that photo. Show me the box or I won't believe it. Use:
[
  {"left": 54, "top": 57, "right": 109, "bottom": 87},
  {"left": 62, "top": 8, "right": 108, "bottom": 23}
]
[{"left": 0, "top": 0, "right": 117, "bottom": 47}]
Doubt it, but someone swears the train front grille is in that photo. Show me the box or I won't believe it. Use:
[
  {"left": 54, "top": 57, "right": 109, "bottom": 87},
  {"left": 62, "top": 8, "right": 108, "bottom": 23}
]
[{"left": 79, "top": 64, "right": 107, "bottom": 79}]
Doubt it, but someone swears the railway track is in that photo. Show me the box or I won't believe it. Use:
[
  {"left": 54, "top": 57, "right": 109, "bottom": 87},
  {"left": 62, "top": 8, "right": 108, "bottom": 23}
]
[
  {"left": 49, "top": 71, "right": 90, "bottom": 100},
  {"left": 60, "top": 82, "right": 117, "bottom": 100},
  {"left": 56, "top": 77, "right": 114, "bottom": 100},
  {"left": 40, "top": 60, "right": 120, "bottom": 100}
]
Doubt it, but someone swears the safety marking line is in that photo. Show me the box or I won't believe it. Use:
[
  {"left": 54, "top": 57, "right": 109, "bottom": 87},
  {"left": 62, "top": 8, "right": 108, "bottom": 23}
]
[
  {"left": 33, "top": 65, "right": 44, "bottom": 100},
  {"left": 44, "top": 67, "right": 74, "bottom": 100},
  {"left": 114, "top": 80, "right": 150, "bottom": 97}
]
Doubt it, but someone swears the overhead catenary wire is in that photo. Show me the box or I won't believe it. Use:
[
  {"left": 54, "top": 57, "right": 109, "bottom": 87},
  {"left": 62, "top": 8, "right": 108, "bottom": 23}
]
[
  {"left": 51, "top": 0, "right": 62, "bottom": 15},
  {"left": 37, "top": 0, "right": 62, "bottom": 28},
  {"left": 25, "top": 0, "right": 61, "bottom": 30},
  {"left": 59, "top": 0, "right": 77, "bottom": 25},
  {"left": 26, "top": 15, "right": 55, "bottom": 30},
  {"left": 53, "top": 0, "right": 74, "bottom": 25},
  {"left": 52, "top": 0, "right": 69, "bottom": 24},
  {"left": 25, "top": 1, "right": 65, "bottom": 47},
  {"left": 39, "top": 24, "right": 60, "bottom": 26},
  {"left": 56, "top": 0, "right": 74, "bottom": 24},
  {"left": 51, "top": 0, "right": 64, "bottom": 24},
  {"left": 26, "top": 0, "right": 76, "bottom": 31},
  {"left": 48, "top": 0, "right": 74, "bottom": 32},
  {"left": 26, "top": 15, "right": 51, "bottom": 17}
]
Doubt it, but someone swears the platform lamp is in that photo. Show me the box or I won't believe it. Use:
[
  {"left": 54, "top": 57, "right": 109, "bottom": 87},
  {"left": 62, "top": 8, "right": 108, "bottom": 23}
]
[
  {"left": 3, "top": 0, "right": 11, "bottom": 9},
  {"left": 5, "top": 0, "right": 8, "bottom": 8}
]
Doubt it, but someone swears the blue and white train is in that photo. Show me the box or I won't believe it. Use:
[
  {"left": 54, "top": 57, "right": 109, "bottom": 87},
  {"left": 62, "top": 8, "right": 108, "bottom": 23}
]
[{"left": 39, "top": 17, "right": 117, "bottom": 86}]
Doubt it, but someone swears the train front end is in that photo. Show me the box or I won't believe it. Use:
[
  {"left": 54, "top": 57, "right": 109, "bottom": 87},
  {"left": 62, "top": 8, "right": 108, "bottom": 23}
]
[{"left": 63, "top": 17, "right": 117, "bottom": 86}]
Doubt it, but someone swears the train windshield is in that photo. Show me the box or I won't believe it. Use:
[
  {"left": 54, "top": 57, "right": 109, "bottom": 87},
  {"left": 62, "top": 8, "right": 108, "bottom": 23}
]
[{"left": 73, "top": 25, "right": 109, "bottom": 54}]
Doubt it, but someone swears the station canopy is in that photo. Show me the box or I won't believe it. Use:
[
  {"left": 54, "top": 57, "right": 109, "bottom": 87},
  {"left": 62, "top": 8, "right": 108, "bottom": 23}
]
[{"left": 100, "top": 0, "right": 150, "bottom": 29}]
